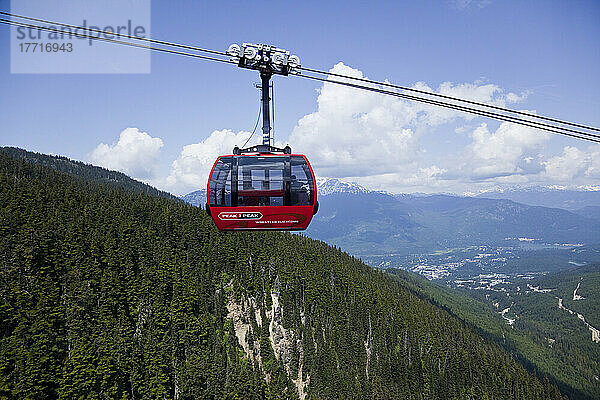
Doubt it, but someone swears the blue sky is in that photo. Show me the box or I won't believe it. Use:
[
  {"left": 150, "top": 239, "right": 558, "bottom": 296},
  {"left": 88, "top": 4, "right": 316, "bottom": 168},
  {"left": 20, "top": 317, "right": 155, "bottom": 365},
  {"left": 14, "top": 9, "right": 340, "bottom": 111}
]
[{"left": 1, "top": 0, "right": 599, "bottom": 194}]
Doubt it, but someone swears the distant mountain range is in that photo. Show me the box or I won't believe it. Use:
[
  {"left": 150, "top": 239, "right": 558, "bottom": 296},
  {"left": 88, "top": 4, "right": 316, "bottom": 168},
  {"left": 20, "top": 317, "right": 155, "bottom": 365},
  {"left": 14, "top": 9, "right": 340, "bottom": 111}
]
[
  {"left": 307, "top": 191, "right": 600, "bottom": 256},
  {"left": 183, "top": 178, "right": 600, "bottom": 257},
  {"left": 474, "top": 186, "right": 600, "bottom": 211}
]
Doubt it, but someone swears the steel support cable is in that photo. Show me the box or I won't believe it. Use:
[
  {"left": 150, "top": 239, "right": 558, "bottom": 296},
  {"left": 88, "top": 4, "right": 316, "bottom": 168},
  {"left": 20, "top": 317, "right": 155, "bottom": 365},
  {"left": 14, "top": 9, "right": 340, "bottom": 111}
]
[
  {"left": 0, "top": 10, "right": 228, "bottom": 56},
  {"left": 301, "top": 73, "right": 600, "bottom": 143},
  {"left": 2, "top": 12, "right": 598, "bottom": 142},
  {"left": 242, "top": 103, "right": 262, "bottom": 148},
  {"left": 298, "top": 74, "right": 600, "bottom": 144},
  {"left": 299, "top": 66, "right": 600, "bottom": 133},
  {"left": 0, "top": 19, "right": 235, "bottom": 65}
]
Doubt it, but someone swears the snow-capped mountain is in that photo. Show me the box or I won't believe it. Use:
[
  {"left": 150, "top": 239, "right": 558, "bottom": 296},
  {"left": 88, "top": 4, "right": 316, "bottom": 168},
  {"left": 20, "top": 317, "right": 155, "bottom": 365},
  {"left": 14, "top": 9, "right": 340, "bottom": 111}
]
[
  {"left": 181, "top": 189, "right": 206, "bottom": 207},
  {"left": 315, "top": 177, "right": 371, "bottom": 196}
]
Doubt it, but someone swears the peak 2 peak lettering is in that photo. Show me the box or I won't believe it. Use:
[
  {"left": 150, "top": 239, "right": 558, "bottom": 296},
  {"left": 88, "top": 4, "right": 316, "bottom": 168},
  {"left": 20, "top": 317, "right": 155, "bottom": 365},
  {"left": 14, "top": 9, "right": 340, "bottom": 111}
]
[
  {"left": 219, "top": 212, "right": 263, "bottom": 220},
  {"left": 10, "top": 0, "right": 150, "bottom": 74}
]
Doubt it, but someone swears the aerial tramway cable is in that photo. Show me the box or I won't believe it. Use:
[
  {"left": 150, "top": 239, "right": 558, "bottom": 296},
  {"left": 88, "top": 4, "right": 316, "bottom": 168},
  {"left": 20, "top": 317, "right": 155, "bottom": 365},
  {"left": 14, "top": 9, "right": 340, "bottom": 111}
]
[
  {"left": 0, "top": 18, "right": 235, "bottom": 65},
  {"left": 1, "top": 12, "right": 599, "bottom": 144},
  {"left": 297, "top": 74, "right": 600, "bottom": 144},
  {"left": 299, "top": 66, "right": 600, "bottom": 133},
  {"left": 0, "top": 11, "right": 228, "bottom": 57}
]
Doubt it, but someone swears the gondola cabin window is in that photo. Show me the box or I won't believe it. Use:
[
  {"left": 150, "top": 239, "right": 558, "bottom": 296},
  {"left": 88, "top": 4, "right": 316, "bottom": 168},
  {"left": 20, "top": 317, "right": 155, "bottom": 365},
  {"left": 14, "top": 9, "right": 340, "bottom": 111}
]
[
  {"left": 238, "top": 156, "right": 285, "bottom": 206},
  {"left": 208, "top": 156, "right": 232, "bottom": 207},
  {"left": 291, "top": 155, "right": 314, "bottom": 206}
]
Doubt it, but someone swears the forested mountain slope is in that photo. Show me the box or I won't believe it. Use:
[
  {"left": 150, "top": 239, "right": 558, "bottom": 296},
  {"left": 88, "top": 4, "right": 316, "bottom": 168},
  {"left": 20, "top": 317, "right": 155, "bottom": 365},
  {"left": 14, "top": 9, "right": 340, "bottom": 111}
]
[
  {"left": 0, "top": 151, "right": 566, "bottom": 399},
  {"left": 0, "top": 146, "right": 175, "bottom": 200},
  {"left": 387, "top": 268, "right": 600, "bottom": 400}
]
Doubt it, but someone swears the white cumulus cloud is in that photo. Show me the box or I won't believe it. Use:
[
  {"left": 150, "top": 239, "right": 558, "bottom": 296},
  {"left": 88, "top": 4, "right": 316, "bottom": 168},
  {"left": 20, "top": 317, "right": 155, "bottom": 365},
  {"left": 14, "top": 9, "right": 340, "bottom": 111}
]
[
  {"left": 165, "top": 129, "right": 258, "bottom": 194},
  {"left": 542, "top": 145, "right": 600, "bottom": 182},
  {"left": 460, "top": 121, "right": 549, "bottom": 179},
  {"left": 409, "top": 81, "right": 526, "bottom": 126},
  {"left": 288, "top": 62, "right": 527, "bottom": 181},
  {"left": 89, "top": 128, "right": 163, "bottom": 179},
  {"left": 289, "top": 63, "right": 419, "bottom": 178},
  {"left": 352, "top": 165, "right": 450, "bottom": 193}
]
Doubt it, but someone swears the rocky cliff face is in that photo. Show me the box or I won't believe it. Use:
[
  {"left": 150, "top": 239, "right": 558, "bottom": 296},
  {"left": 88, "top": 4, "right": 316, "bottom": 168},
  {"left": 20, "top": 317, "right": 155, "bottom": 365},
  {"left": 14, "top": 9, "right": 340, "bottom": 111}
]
[{"left": 226, "top": 283, "right": 309, "bottom": 399}]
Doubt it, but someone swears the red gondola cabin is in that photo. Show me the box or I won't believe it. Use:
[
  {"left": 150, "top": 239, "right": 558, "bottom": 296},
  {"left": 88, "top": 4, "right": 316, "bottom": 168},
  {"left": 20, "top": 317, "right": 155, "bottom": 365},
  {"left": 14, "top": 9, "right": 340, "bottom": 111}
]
[{"left": 206, "top": 146, "right": 318, "bottom": 231}]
